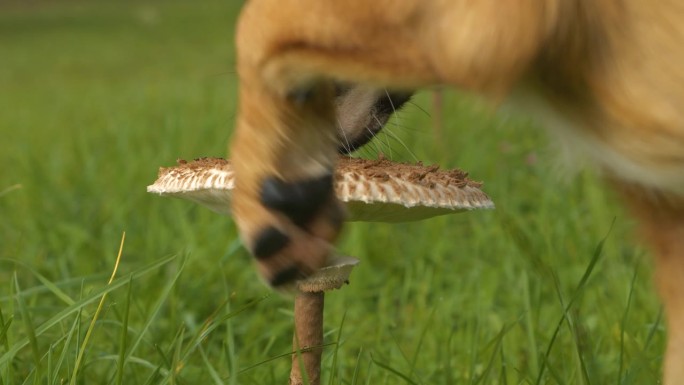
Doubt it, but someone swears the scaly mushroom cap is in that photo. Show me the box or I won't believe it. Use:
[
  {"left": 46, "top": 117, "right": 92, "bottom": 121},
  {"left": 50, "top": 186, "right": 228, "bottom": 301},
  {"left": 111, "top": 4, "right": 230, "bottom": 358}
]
[{"left": 147, "top": 157, "right": 494, "bottom": 222}]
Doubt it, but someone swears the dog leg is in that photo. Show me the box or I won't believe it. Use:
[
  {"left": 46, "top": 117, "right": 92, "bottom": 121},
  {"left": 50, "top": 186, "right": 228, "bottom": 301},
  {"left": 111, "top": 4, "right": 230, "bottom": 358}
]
[
  {"left": 616, "top": 183, "right": 684, "bottom": 383},
  {"left": 230, "top": 0, "right": 550, "bottom": 286}
]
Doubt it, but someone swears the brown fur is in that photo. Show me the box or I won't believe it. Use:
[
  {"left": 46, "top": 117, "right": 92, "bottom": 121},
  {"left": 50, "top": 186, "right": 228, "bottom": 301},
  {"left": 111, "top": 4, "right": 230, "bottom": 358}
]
[{"left": 229, "top": 0, "right": 684, "bottom": 381}]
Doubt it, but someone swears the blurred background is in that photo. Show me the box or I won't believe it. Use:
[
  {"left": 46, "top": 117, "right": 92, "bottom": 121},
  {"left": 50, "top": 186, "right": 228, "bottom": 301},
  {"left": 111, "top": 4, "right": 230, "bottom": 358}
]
[{"left": 0, "top": 1, "right": 664, "bottom": 384}]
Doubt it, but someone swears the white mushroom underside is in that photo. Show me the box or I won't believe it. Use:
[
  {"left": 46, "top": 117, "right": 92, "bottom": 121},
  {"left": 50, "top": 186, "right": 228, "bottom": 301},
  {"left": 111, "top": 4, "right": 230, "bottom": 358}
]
[
  {"left": 147, "top": 158, "right": 494, "bottom": 222},
  {"left": 337, "top": 170, "right": 493, "bottom": 221}
]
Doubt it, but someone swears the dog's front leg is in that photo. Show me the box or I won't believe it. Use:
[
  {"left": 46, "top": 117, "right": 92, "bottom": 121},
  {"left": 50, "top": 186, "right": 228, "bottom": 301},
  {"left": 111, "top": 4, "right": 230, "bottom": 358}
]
[
  {"left": 229, "top": 0, "right": 549, "bottom": 286},
  {"left": 230, "top": 70, "right": 343, "bottom": 286}
]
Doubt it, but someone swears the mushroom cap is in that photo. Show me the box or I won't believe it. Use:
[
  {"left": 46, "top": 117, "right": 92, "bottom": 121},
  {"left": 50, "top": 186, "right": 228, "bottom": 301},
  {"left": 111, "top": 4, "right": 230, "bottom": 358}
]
[
  {"left": 147, "top": 157, "right": 494, "bottom": 222},
  {"left": 296, "top": 255, "right": 359, "bottom": 292}
]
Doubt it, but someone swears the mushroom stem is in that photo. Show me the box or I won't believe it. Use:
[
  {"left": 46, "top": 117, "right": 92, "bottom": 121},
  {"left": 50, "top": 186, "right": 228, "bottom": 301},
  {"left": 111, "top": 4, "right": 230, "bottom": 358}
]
[{"left": 290, "top": 291, "right": 324, "bottom": 385}]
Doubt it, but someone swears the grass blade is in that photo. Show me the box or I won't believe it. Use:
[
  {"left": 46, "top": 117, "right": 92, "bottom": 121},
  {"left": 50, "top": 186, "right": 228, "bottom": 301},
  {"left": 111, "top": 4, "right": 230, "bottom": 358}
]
[
  {"left": 328, "top": 312, "right": 346, "bottom": 385},
  {"left": 0, "top": 184, "right": 22, "bottom": 198},
  {"left": 13, "top": 273, "right": 41, "bottom": 378},
  {"left": 0, "top": 259, "right": 76, "bottom": 308},
  {"left": 409, "top": 308, "right": 435, "bottom": 380},
  {"left": 124, "top": 259, "right": 186, "bottom": 369},
  {"left": 199, "top": 344, "right": 225, "bottom": 385},
  {"left": 116, "top": 275, "right": 134, "bottom": 385},
  {"left": 618, "top": 265, "right": 639, "bottom": 384},
  {"left": 473, "top": 320, "right": 518, "bottom": 385},
  {"left": 370, "top": 354, "right": 418, "bottom": 385},
  {"left": 237, "top": 342, "right": 337, "bottom": 375},
  {"left": 0, "top": 255, "right": 176, "bottom": 368},
  {"left": 534, "top": 221, "right": 612, "bottom": 385},
  {"left": 350, "top": 348, "right": 363, "bottom": 385},
  {"left": 180, "top": 294, "right": 269, "bottom": 364},
  {"left": 69, "top": 232, "right": 125, "bottom": 385},
  {"left": 0, "top": 309, "right": 13, "bottom": 353},
  {"left": 51, "top": 315, "right": 80, "bottom": 385},
  {"left": 521, "top": 270, "right": 540, "bottom": 376}
]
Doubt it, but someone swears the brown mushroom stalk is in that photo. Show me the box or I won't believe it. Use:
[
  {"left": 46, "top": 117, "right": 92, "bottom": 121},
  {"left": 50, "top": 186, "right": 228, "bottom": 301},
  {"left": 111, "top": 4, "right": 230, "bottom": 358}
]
[
  {"left": 290, "top": 291, "right": 324, "bottom": 385},
  {"left": 289, "top": 256, "right": 358, "bottom": 385}
]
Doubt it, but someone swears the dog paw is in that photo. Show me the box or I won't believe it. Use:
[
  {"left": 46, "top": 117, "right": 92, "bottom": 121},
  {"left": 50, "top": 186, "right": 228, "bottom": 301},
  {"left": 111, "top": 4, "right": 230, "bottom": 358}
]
[{"left": 235, "top": 172, "right": 345, "bottom": 289}]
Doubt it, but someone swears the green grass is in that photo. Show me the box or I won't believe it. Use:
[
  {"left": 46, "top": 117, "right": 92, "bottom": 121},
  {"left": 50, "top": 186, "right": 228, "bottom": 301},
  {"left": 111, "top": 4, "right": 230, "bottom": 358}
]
[{"left": 0, "top": 1, "right": 664, "bottom": 384}]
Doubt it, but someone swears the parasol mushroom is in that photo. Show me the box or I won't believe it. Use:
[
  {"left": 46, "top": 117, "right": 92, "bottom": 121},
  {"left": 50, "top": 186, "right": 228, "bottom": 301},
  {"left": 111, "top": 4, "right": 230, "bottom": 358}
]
[
  {"left": 147, "top": 156, "right": 493, "bottom": 385},
  {"left": 147, "top": 157, "right": 493, "bottom": 222}
]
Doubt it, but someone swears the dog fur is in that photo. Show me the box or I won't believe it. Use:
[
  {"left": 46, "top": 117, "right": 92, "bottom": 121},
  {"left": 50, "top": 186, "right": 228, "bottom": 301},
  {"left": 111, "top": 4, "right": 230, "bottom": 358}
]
[{"left": 229, "top": 0, "right": 684, "bottom": 381}]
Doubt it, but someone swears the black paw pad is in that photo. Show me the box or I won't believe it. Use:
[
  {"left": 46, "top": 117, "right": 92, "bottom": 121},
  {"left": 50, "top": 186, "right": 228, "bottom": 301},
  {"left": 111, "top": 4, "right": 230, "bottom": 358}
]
[
  {"left": 260, "top": 174, "right": 333, "bottom": 226},
  {"left": 269, "top": 265, "right": 304, "bottom": 287},
  {"left": 252, "top": 226, "right": 291, "bottom": 260}
]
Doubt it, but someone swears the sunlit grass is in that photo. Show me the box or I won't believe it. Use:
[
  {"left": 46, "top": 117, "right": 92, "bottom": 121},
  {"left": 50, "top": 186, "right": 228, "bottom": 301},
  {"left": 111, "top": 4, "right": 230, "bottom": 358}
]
[{"left": 0, "top": 1, "right": 663, "bottom": 383}]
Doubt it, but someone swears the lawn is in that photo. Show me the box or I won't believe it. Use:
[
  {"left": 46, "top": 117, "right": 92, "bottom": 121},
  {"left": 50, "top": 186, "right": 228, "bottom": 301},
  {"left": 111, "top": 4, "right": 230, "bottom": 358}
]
[{"left": 0, "top": 1, "right": 664, "bottom": 384}]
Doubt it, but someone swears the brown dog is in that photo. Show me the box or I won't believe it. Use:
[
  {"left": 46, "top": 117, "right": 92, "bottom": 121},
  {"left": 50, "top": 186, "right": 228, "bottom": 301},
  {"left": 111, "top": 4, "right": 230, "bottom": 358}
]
[{"left": 229, "top": 1, "right": 684, "bottom": 381}]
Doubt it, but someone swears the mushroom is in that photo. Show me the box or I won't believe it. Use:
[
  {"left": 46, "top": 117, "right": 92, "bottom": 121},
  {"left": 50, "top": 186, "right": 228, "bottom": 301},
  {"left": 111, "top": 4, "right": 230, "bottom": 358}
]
[
  {"left": 147, "top": 157, "right": 493, "bottom": 222},
  {"left": 147, "top": 156, "right": 494, "bottom": 385},
  {"left": 289, "top": 255, "right": 358, "bottom": 385}
]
